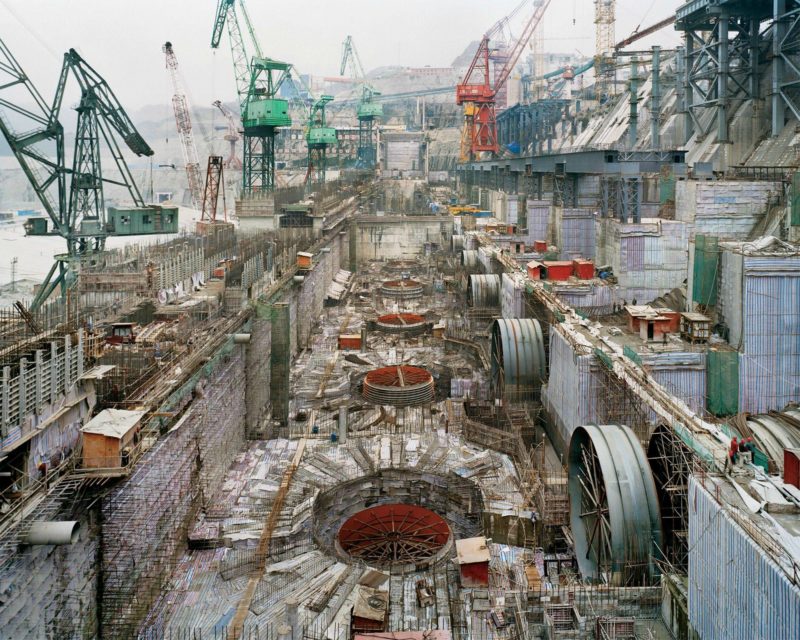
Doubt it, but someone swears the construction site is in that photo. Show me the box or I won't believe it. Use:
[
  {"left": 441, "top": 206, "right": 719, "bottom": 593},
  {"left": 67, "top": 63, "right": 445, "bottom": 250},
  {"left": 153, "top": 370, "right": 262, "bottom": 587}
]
[{"left": 1, "top": 0, "right": 800, "bottom": 639}]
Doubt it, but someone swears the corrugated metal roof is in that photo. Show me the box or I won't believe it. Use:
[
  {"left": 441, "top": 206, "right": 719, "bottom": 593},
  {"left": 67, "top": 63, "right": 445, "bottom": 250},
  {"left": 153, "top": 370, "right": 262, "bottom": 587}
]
[
  {"left": 455, "top": 536, "right": 490, "bottom": 564},
  {"left": 81, "top": 409, "right": 146, "bottom": 439}
]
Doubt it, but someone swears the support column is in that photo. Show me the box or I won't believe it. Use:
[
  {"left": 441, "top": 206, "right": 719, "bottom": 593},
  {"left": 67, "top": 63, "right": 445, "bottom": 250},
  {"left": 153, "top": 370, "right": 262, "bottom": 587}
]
[
  {"left": 651, "top": 47, "right": 662, "bottom": 149},
  {"left": 338, "top": 406, "right": 348, "bottom": 444},
  {"left": 675, "top": 47, "right": 686, "bottom": 146},
  {"left": 684, "top": 36, "right": 695, "bottom": 143},
  {"left": 270, "top": 303, "right": 291, "bottom": 429},
  {"left": 628, "top": 57, "right": 640, "bottom": 149},
  {"left": 773, "top": 0, "right": 787, "bottom": 135},
  {"left": 286, "top": 597, "right": 300, "bottom": 640},
  {"left": 717, "top": 12, "right": 730, "bottom": 142}
]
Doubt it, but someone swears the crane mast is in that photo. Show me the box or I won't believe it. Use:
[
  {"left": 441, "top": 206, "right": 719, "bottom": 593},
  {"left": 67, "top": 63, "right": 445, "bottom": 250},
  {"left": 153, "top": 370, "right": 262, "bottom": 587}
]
[
  {"left": 595, "top": 0, "right": 616, "bottom": 101},
  {"left": 0, "top": 40, "right": 177, "bottom": 312},
  {"left": 456, "top": 0, "right": 550, "bottom": 161},
  {"left": 211, "top": 0, "right": 292, "bottom": 195},
  {"left": 163, "top": 42, "right": 203, "bottom": 211},
  {"left": 340, "top": 35, "right": 382, "bottom": 168}
]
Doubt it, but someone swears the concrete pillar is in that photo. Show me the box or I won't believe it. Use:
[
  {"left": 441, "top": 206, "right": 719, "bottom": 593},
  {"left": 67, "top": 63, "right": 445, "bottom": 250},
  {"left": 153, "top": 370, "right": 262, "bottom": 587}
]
[
  {"left": 19, "top": 359, "right": 32, "bottom": 428},
  {"left": 277, "top": 625, "right": 292, "bottom": 640},
  {"left": 717, "top": 12, "right": 730, "bottom": 143},
  {"left": 628, "top": 57, "right": 639, "bottom": 149},
  {"left": 338, "top": 406, "right": 348, "bottom": 444},
  {"left": 684, "top": 36, "right": 695, "bottom": 143},
  {"left": 285, "top": 597, "right": 300, "bottom": 640},
  {"left": 650, "top": 47, "right": 661, "bottom": 149},
  {"left": 270, "top": 303, "right": 291, "bottom": 428},
  {"left": 2, "top": 366, "right": 10, "bottom": 435},
  {"left": 360, "top": 326, "right": 367, "bottom": 353},
  {"left": 675, "top": 47, "right": 686, "bottom": 144}
]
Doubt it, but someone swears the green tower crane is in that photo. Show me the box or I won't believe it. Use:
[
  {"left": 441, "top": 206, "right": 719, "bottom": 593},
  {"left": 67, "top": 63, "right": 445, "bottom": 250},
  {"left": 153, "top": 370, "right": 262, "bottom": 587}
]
[
  {"left": 304, "top": 94, "right": 336, "bottom": 191},
  {"left": 340, "top": 35, "right": 383, "bottom": 168},
  {"left": 211, "top": 0, "right": 292, "bottom": 195},
  {"left": 0, "top": 40, "right": 178, "bottom": 312}
]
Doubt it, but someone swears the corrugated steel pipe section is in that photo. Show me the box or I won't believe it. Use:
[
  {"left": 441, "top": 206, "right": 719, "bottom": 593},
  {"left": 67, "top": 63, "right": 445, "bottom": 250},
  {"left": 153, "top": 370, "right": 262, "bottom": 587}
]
[
  {"left": 744, "top": 407, "right": 800, "bottom": 472},
  {"left": 568, "top": 424, "right": 663, "bottom": 586},
  {"left": 461, "top": 250, "right": 480, "bottom": 272},
  {"left": 490, "top": 318, "right": 546, "bottom": 400},
  {"left": 467, "top": 274, "right": 501, "bottom": 308}
]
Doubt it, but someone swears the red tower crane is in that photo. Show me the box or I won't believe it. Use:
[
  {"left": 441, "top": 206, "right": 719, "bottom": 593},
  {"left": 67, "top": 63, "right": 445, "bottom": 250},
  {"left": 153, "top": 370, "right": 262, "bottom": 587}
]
[
  {"left": 456, "top": 0, "right": 551, "bottom": 161},
  {"left": 163, "top": 42, "right": 203, "bottom": 211}
]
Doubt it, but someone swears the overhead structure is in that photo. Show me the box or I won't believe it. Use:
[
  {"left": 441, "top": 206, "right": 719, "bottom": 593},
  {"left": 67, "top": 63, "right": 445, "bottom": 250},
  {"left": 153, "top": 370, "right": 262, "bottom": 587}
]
[
  {"left": 340, "top": 35, "right": 383, "bottom": 168},
  {"left": 568, "top": 424, "right": 662, "bottom": 585},
  {"left": 456, "top": 0, "right": 551, "bottom": 161},
  {"left": 211, "top": 0, "right": 292, "bottom": 194},
  {"left": 163, "top": 42, "right": 204, "bottom": 211},
  {"left": 594, "top": 0, "right": 616, "bottom": 102},
  {"left": 0, "top": 40, "right": 177, "bottom": 312},
  {"left": 614, "top": 15, "right": 675, "bottom": 51},
  {"left": 212, "top": 100, "right": 243, "bottom": 170}
]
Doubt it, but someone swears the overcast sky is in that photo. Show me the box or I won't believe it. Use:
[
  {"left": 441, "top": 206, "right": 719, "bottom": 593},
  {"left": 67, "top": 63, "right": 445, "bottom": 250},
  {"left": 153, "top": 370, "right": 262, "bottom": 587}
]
[{"left": 0, "top": 0, "right": 683, "bottom": 111}]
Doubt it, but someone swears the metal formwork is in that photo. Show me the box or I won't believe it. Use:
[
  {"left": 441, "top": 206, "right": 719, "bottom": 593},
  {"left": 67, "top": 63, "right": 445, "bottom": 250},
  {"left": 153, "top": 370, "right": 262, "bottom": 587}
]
[
  {"left": 568, "top": 424, "right": 662, "bottom": 585},
  {"left": 380, "top": 280, "right": 424, "bottom": 300},
  {"left": 362, "top": 365, "right": 435, "bottom": 407},
  {"left": 490, "top": 318, "right": 546, "bottom": 401},
  {"left": 375, "top": 313, "right": 428, "bottom": 335}
]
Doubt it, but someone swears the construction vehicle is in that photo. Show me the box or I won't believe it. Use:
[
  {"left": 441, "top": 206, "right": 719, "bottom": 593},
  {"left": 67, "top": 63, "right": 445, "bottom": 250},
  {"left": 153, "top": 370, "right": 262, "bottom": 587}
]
[
  {"left": 163, "top": 42, "right": 204, "bottom": 211},
  {"left": 340, "top": 35, "right": 383, "bottom": 168},
  {"left": 456, "top": 0, "right": 551, "bottom": 161},
  {"left": 0, "top": 40, "right": 178, "bottom": 312},
  {"left": 211, "top": 0, "right": 292, "bottom": 195}
]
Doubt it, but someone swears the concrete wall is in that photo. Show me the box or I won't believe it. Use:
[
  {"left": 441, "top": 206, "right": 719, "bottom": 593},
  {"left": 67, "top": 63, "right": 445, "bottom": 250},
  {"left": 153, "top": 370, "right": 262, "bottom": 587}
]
[
  {"left": 352, "top": 215, "right": 453, "bottom": 263},
  {"left": 100, "top": 338, "right": 248, "bottom": 638},
  {"left": 597, "top": 218, "right": 689, "bottom": 304},
  {"left": 0, "top": 510, "right": 99, "bottom": 639},
  {"left": 675, "top": 180, "right": 781, "bottom": 239}
]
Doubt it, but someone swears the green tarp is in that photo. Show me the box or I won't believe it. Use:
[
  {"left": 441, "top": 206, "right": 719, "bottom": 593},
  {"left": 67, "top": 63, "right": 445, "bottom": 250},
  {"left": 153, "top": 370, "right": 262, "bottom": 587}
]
[
  {"left": 692, "top": 234, "right": 719, "bottom": 306},
  {"left": 707, "top": 349, "right": 739, "bottom": 417}
]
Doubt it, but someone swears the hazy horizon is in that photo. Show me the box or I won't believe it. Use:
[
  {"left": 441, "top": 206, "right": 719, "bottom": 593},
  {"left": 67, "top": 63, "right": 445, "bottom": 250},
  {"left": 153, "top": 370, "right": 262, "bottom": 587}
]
[{"left": 0, "top": 0, "right": 683, "bottom": 111}]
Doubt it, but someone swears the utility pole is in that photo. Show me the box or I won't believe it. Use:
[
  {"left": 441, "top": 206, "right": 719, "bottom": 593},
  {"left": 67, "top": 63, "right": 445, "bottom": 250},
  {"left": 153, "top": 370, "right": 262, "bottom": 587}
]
[{"left": 10, "top": 257, "right": 17, "bottom": 293}]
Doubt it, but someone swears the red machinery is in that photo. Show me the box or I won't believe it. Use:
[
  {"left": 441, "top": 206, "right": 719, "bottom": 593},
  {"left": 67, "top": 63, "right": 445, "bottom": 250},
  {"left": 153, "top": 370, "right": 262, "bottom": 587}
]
[{"left": 456, "top": 0, "right": 551, "bottom": 161}]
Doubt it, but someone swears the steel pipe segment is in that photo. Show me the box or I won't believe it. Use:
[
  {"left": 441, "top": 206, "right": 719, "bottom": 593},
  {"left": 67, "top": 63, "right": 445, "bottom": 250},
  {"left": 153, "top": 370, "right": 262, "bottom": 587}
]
[
  {"left": 461, "top": 250, "right": 480, "bottom": 272},
  {"left": 467, "top": 274, "right": 501, "bottom": 307},
  {"left": 744, "top": 411, "right": 800, "bottom": 471},
  {"left": 568, "top": 424, "right": 662, "bottom": 585},
  {"left": 490, "top": 318, "right": 546, "bottom": 400},
  {"left": 25, "top": 521, "right": 80, "bottom": 545}
]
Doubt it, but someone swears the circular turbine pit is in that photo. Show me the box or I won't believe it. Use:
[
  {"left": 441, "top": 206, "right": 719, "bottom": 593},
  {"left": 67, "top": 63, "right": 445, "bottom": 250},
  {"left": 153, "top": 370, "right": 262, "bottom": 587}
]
[
  {"left": 363, "top": 365, "right": 435, "bottom": 406},
  {"left": 380, "top": 279, "right": 424, "bottom": 299},
  {"left": 375, "top": 313, "right": 427, "bottom": 335},
  {"left": 338, "top": 504, "right": 450, "bottom": 566}
]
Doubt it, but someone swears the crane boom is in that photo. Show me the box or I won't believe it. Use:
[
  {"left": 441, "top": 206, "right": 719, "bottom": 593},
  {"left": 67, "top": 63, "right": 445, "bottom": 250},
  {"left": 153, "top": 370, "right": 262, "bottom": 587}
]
[
  {"left": 615, "top": 15, "right": 675, "bottom": 50},
  {"left": 494, "top": 0, "right": 550, "bottom": 93},
  {"left": 0, "top": 39, "right": 175, "bottom": 312},
  {"left": 163, "top": 42, "right": 203, "bottom": 211},
  {"left": 457, "top": 0, "right": 551, "bottom": 159},
  {"left": 211, "top": 0, "right": 252, "bottom": 112}
]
